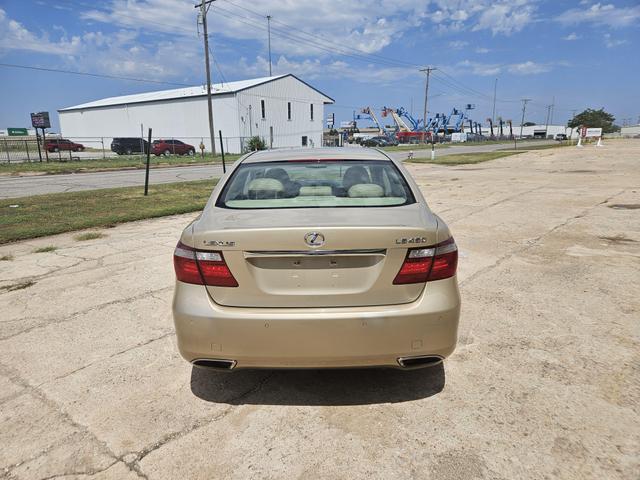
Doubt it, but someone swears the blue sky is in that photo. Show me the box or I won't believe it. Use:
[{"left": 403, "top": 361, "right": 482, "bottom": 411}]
[{"left": 1, "top": 0, "right": 638, "bottom": 132}]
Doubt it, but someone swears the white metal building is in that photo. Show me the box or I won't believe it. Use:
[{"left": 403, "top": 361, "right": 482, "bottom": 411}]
[
  {"left": 58, "top": 74, "right": 334, "bottom": 154},
  {"left": 621, "top": 125, "right": 640, "bottom": 137}
]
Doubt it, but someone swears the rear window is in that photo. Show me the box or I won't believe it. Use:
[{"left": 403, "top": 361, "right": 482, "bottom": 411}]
[{"left": 216, "top": 159, "right": 415, "bottom": 209}]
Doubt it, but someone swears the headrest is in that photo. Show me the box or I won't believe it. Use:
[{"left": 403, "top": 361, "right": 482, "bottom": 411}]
[
  {"left": 247, "top": 178, "right": 284, "bottom": 192},
  {"left": 348, "top": 183, "right": 384, "bottom": 198},
  {"left": 299, "top": 185, "right": 333, "bottom": 196}
]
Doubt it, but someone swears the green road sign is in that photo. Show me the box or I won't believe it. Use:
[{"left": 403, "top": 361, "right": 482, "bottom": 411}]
[{"left": 8, "top": 128, "right": 28, "bottom": 136}]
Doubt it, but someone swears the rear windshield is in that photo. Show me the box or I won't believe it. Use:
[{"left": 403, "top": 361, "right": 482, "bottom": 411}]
[{"left": 216, "top": 159, "right": 415, "bottom": 209}]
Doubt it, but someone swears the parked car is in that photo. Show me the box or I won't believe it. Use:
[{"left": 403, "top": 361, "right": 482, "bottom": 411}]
[
  {"left": 555, "top": 133, "right": 568, "bottom": 141},
  {"left": 172, "top": 147, "right": 460, "bottom": 371},
  {"left": 45, "top": 138, "right": 85, "bottom": 152},
  {"left": 362, "top": 136, "right": 395, "bottom": 147},
  {"left": 152, "top": 139, "right": 196, "bottom": 156},
  {"left": 111, "top": 137, "right": 149, "bottom": 155}
]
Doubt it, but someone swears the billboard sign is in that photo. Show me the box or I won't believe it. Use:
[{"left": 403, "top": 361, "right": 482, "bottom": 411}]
[
  {"left": 8, "top": 128, "right": 28, "bottom": 136},
  {"left": 583, "top": 127, "right": 602, "bottom": 138},
  {"left": 30, "top": 112, "right": 51, "bottom": 129}
]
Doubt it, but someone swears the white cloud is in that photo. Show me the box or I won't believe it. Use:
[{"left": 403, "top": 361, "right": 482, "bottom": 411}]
[
  {"left": 563, "top": 32, "right": 580, "bottom": 41},
  {"left": 603, "top": 33, "right": 628, "bottom": 48},
  {"left": 0, "top": 7, "right": 201, "bottom": 81},
  {"left": 0, "top": 8, "right": 81, "bottom": 55},
  {"left": 456, "top": 59, "right": 553, "bottom": 76},
  {"left": 428, "top": 1, "right": 536, "bottom": 36},
  {"left": 233, "top": 55, "right": 420, "bottom": 85},
  {"left": 556, "top": 3, "right": 640, "bottom": 28},
  {"left": 475, "top": 47, "right": 490, "bottom": 54},
  {"left": 472, "top": 2, "right": 536, "bottom": 35},
  {"left": 507, "top": 61, "right": 551, "bottom": 75},
  {"left": 448, "top": 40, "right": 469, "bottom": 49}
]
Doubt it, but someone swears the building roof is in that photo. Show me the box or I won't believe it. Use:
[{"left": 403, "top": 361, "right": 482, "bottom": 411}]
[
  {"left": 242, "top": 147, "right": 391, "bottom": 163},
  {"left": 59, "top": 74, "right": 334, "bottom": 112}
]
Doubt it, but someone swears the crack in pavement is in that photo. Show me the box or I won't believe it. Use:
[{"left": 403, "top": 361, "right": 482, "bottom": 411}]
[
  {"left": 127, "top": 372, "right": 276, "bottom": 470},
  {"left": 0, "top": 362, "right": 145, "bottom": 480},
  {"left": 459, "top": 188, "right": 627, "bottom": 290},
  {"left": 45, "top": 331, "right": 176, "bottom": 386},
  {"left": 0, "top": 286, "right": 173, "bottom": 341}
]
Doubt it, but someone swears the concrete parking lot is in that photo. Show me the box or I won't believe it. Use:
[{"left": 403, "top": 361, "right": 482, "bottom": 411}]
[{"left": 0, "top": 140, "right": 638, "bottom": 479}]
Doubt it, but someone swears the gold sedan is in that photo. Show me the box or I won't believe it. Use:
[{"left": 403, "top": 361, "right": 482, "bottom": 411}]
[{"left": 172, "top": 148, "right": 460, "bottom": 370}]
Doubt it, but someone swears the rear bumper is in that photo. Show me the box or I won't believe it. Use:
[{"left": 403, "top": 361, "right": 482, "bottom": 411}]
[{"left": 172, "top": 278, "right": 460, "bottom": 369}]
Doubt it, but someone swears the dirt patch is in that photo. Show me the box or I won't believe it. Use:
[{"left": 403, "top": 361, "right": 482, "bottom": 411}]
[{"left": 598, "top": 235, "right": 638, "bottom": 245}]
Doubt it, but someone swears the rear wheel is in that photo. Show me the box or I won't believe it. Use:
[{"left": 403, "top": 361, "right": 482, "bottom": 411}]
[
  {"left": 125, "top": 148, "right": 132, "bottom": 155},
  {"left": 187, "top": 148, "right": 195, "bottom": 156},
  {"left": 53, "top": 147, "right": 59, "bottom": 152}
]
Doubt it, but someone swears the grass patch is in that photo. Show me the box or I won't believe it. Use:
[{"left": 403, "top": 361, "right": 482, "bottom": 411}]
[
  {"left": 382, "top": 144, "right": 450, "bottom": 152},
  {"left": 406, "top": 151, "right": 524, "bottom": 165},
  {"left": 33, "top": 245, "right": 58, "bottom": 253},
  {"left": 1, "top": 254, "right": 14, "bottom": 261},
  {"left": 0, "top": 179, "right": 218, "bottom": 244},
  {"left": 74, "top": 232, "right": 107, "bottom": 241},
  {"left": 0, "top": 153, "right": 240, "bottom": 176}
]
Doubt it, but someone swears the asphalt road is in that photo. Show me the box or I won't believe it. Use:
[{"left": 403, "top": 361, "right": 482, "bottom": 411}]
[
  {"left": 0, "top": 140, "right": 555, "bottom": 199},
  {"left": 0, "top": 164, "right": 225, "bottom": 199},
  {"left": 1, "top": 141, "right": 637, "bottom": 479}
]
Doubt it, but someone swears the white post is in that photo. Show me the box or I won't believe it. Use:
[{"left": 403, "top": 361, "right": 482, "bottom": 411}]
[
  {"left": 431, "top": 143, "right": 435, "bottom": 160},
  {"left": 596, "top": 137, "right": 603, "bottom": 147},
  {"left": 576, "top": 136, "right": 583, "bottom": 147}
]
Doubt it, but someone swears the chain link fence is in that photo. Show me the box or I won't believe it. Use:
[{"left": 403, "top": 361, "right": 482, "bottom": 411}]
[{"left": 0, "top": 132, "right": 326, "bottom": 164}]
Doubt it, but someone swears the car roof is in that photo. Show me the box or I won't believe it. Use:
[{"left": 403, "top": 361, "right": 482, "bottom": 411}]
[{"left": 242, "top": 147, "right": 392, "bottom": 164}]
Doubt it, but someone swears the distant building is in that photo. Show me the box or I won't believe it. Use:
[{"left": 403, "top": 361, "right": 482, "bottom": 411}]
[
  {"left": 621, "top": 125, "right": 640, "bottom": 137},
  {"left": 480, "top": 124, "right": 572, "bottom": 138},
  {"left": 58, "top": 74, "right": 334, "bottom": 154}
]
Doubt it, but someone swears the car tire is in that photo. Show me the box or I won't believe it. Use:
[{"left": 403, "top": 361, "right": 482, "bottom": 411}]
[
  {"left": 53, "top": 147, "right": 59, "bottom": 152},
  {"left": 188, "top": 149, "right": 195, "bottom": 156},
  {"left": 126, "top": 148, "right": 132, "bottom": 155},
  {"left": 164, "top": 149, "right": 171, "bottom": 156}
]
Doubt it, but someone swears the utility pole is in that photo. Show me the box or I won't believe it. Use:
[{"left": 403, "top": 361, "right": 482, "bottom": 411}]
[
  {"left": 519, "top": 98, "right": 531, "bottom": 139},
  {"left": 420, "top": 67, "right": 436, "bottom": 139},
  {"left": 491, "top": 78, "right": 497, "bottom": 123},
  {"left": 267, "top": 15, "right": 273, "bottom": 76},
  {"left": 195, "top": 0, "right": 216, "bottom": 156},
  {"left": 544, "top": 103, "right": 552, "bottom": 138},
  {"left": 550, "top": 95, "right": 555, "bottom": 125}
]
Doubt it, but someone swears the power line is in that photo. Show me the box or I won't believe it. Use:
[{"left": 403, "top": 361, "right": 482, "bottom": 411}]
[{"left": 0, "top": 62, "right": 191, "bottom": 86}]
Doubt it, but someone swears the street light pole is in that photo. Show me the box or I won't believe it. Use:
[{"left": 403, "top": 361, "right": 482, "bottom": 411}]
[
  {"left": 267, "top": 15, "right": 273, "bottom": 76},
  {"left": 520, "top": 98, "right": 531, "bottom": 139},
  {"left": 196, "top": 0, "right": 217, "bottom": 156}
]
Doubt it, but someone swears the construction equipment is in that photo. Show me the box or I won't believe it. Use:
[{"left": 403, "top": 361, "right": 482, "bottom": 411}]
[{"left": 355, "top": 107, "right": 387, "bottom": 136}]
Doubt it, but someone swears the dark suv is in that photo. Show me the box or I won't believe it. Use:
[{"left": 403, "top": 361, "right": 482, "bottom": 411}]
[
  {"left": 111, "top": 138, "right": 149, "bottom": 155},
  {"left": 152, "top": 139, "right": 196, "bottom": 156}
]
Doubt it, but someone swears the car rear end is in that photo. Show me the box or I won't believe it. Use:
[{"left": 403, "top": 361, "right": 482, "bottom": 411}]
[{"left": 172, "top": 149, "right": 460, "bottom": 370}]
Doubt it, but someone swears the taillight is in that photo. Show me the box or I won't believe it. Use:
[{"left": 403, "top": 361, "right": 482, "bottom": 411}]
[
  {"left": 173, "top": 241, "right": 238, "bottom": 287},
  {"left": 393, "top": 237, "right": 458, "bottom": 285}
]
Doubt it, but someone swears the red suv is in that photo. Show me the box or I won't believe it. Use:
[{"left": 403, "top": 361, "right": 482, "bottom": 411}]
[
  {"left": 152, "top": 139, "right": 196, "bottom": 156},
  {"left": 45, "top": 138, "right": 85, "bottom": 152}
]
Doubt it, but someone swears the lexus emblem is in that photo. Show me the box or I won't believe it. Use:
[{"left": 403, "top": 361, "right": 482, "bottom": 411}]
[{"left": 304, "top": 232, "right": 325, "bottom": 247}]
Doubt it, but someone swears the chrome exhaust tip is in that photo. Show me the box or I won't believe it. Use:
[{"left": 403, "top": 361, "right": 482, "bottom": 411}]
[
  {"left": 397, "top": 355, "right": 443, "bottom": 369},
  {"left": 192, "top": 358, "right": 237, "bottom": 370}
]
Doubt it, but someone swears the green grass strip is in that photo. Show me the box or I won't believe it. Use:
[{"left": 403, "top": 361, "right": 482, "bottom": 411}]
[{"left": 0, "top": 179, "right": 218, "bottom": 244}]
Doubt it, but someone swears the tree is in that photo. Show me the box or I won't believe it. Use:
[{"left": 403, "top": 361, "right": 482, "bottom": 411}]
[{"left": 568, "top": 108, "right": 619, "bottom": 133}]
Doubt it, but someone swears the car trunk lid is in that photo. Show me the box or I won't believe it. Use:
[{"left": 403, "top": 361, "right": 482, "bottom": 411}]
[{"left": 192, "top": 205, "right": 438, "bottom": 308}]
